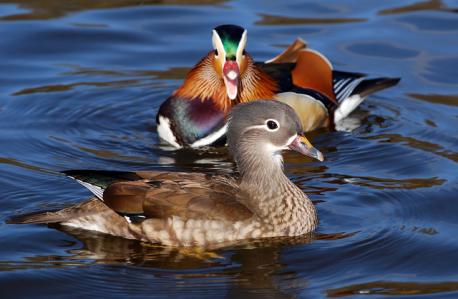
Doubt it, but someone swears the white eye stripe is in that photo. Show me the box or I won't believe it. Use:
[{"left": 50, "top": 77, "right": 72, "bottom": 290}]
[
  {"left": 212, "top": 30, "right": 226, "bottom": 55},
  {"left": 240, "top": 119, "right": 280, "bottom": 135},
  {"left": 212, "top": 30, "right": 226, "bottom": 68},
  {"left": 236, "top": 30, "right": 247, "bottom": 64}
]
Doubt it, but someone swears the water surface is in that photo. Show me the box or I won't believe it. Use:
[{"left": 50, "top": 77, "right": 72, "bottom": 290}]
[{"left": 1, "top": 0, "right": 457, "bottom": 298}]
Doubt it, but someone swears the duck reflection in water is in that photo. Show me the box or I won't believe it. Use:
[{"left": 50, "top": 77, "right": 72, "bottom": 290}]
[{"left": 32, "top": 224, "right": 352, "bottom": 299}]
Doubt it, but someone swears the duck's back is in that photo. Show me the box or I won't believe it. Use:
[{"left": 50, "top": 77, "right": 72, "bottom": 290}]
[
  {"left": 8, "top": 170, "right": 257, "bottom": 246},
  {"left": 101, "top": 170, "right": 253, "bottom": 223}
]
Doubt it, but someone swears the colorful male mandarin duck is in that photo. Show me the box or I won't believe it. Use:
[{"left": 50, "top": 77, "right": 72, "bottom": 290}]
[
  {"left": 9, "top": 101, "right": 323, "bottom": 247},
  {"left": 157, "top": 24, "right": 400, "bottom": 148}
]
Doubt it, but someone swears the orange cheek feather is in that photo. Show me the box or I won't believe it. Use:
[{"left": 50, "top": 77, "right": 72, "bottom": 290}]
[
  {"left": 239, "top": 58, "right": 248, "bottom": 75},
  {"left": 213, "top": 57, "right": 223, "bottom": 77}
]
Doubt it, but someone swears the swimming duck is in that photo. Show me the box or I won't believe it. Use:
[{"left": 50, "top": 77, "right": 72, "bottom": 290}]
[
  {"left": 9, "top": 100, "right": 323, "bottom": 247},
  {"left": 157, "top": 24, "right": 400, "bottom": 148}
]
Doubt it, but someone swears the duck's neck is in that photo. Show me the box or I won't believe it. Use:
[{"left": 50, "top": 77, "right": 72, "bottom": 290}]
[
  {"left": 174, "top": 53, "right": 277, "bottom": 112},
  {"left": 237, "top": 142, "right": 282, "bottom": 184},
  {"left": 236, "top": 143, "right": 317, "bottom": 234}
]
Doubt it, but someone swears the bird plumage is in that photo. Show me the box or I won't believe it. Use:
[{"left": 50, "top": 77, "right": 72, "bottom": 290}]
[
  {"left": 156, "top": 95, "right": 227, "bottom": 147},
  {"left": 157, "top": 25, "right": 400, "bottom": 148},
  {"left": 172, "top": 52, "right": 277, "bottom": 112},
  {"left": 9, "top": 101, "right": 322, "bottom": 247}
]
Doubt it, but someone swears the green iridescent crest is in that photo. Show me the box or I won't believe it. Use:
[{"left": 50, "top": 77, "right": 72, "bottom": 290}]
[
  {"left": 222, "top": 38, "right": 238, "bottom": 60},
  {"left": 213, "top": 25, "right": 246, "bottom": 60}
]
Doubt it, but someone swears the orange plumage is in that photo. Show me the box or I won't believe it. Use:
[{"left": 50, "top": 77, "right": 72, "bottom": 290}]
[
  {"left": 157, "top": 25, "right": 400, "bottom": 148},
  {"left": 174, "top": 52, "right": 277, "bottom": 112}
]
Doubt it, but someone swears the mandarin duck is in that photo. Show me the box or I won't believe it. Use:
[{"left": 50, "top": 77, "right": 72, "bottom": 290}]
[
  {"left": 157, "top": 24, "right": 400, "bottom": 148},
  {"left": 9, "top": 101, "right": 323, "bottom": 247}
]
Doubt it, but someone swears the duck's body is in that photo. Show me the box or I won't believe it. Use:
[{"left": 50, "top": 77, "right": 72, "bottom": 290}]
[
  {"left": 157, "top": 51, "right": 276, "bottom": 147},
  {"left": 9, "top": 101, "right": 322, "bottom": 247},
  {"left": 157, "top": 25, "right": 400, "bottom": 148},
  {"left": 21, "top": 170, "right": 314, "bottom": 247}
]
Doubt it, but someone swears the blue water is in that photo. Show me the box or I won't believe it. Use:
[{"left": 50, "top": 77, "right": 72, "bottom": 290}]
[{"left": 0, "top": 0, "right": 457, "bottom": 298}]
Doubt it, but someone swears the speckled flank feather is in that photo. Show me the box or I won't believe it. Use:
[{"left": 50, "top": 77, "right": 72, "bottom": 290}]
[
  {"left": 138, "top": 217, "right": 262, "bottom": 246},
  {"left": 10, "top": 101, "right": 320, "bottom": 247}
]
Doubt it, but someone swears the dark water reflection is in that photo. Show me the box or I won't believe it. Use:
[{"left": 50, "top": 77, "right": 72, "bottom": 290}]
[{"left": 1, "top": 0, "right": 458, "bottom": 298}]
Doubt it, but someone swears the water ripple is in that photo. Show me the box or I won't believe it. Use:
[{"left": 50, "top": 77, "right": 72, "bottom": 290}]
[{"left": 1, "top": 0, "right": 458, "bottom": 298}]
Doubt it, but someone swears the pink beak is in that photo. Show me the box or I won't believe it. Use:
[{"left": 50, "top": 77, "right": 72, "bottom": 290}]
[
  {"left": 223, "top": 61, "right": 240, "bottom": 100},
  {"left": 288, "top": 134, "right": 324, "bottom": 162}
]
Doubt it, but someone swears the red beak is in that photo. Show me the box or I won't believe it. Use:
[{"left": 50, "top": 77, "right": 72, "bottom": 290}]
[{"left": 223, "top": 61, "right": 240, "bottom": 100}]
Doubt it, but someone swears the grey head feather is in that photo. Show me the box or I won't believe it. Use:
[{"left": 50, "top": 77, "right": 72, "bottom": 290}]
[
  {"left": 227, "top": 100, "right": 304, "bottom": 179},
  {"left": 227, "top": 100, "right": 303, "bottom": 154}
]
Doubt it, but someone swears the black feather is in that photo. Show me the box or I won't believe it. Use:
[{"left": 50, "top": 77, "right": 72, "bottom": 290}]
[
  {"left": 351, "top": 77, "right": 401, "bottom": 98},
  {"left": 62, "top": 170, "right": 142, "bottom": 189},
  {"left": 333, "top": 70, "right": 400, "bottom": 103},
  {"left": 255, "top": 62, "right": 295, "bottom": 92},
  {"left": 157, "top": 95, "right": 227, "bottom": 146}
]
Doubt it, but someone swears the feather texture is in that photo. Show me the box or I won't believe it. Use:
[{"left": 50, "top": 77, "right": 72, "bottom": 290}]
[
  {"left": 157, "top": 96, "right": 227, "bottom": 147},
  {"left": 174, "top": 52, "right": 277, "bottom": 112},
  {"left": 10, "top": 101, "right": 322, "bottom": 246},
  {"left": 156, "top": 28, "right": 400, "bottom": 147}
]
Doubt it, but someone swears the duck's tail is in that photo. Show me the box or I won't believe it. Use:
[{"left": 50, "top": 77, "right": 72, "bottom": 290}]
[
  {"left": 333, "top": 72, "right": 400, "bottom": 123},
  {"left": 7, "top": 170, "right": 140, "bottom": 225},
  {"left": 6, "top": 198, "right": 101, "bottom": 224}
]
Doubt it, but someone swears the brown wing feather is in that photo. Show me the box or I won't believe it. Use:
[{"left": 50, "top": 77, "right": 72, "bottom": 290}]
[
  {"left": 103, "top": 181, "right": 150, "bottom": 214},
  {"left": 266, "top": 39, "right": 337, "bottom": 103},
  {"left": 266, "top": 38, "right": 308, "bottom": 63},
  {"left": 102, "top": 171, "right": 253, "bottom": 222}
]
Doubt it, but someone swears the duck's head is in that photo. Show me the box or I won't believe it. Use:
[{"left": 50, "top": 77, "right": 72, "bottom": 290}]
[
  {"left": 227, "top": 100, "right": 324, "bottom": 169},
  {"left": 212, "top": 24, "right": 248, "bottom": 101}
]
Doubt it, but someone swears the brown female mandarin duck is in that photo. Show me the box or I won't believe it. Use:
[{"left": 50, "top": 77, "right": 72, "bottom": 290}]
[
  {"left": 157, "top": 24, "right": 400, "bottom": 148},
  {"left": 9, "top": 101, "right": 323, "bottom": 247}
]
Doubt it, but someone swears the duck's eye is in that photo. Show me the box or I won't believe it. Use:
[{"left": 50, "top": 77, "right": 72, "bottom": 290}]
[
  {"left": 214, "top": 49, "right": 218, "bottom": 57},
  {"left": 242, "top": 49, "right": 246, "bottom": 57},
  {"left": 266, "top": 119, "right": 279, "bottom": 131}
]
